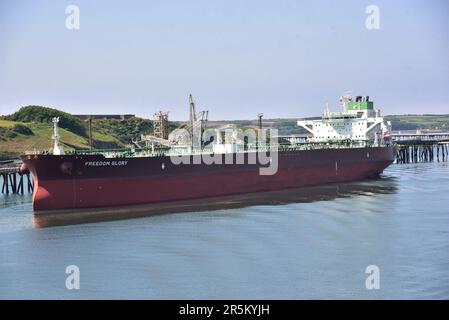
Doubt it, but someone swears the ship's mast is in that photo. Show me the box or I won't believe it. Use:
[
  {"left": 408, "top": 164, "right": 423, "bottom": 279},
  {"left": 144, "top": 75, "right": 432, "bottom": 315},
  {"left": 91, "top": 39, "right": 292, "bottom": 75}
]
[
  {"left": 188, "top": 94, "right": 209, "bottom": 149},
  {"left": 257, "top": 113, "right": 263, "bottom": 130},
  {"left": 52, "top": 117, "right": 65, "bottom": 155},
  {"left": 324, "top": 103, "right": 330, "bottom": 117},
  {"left": 189, "top": 94, "right": 195, "bottom": 149},
  {"left": 340, "top": 91, "right": 352, "bottom": 112}
]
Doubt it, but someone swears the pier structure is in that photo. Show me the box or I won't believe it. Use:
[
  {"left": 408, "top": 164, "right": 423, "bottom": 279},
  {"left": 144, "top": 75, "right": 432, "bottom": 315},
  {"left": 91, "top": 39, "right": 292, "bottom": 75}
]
[
  {"left": 392, "top": 131, "right": 449, "bottom": 164},
  {"left": 275, "top": 131, "right": 449, "bottom": 164},
  {"left": 0, "top": 161, "right": 33, "bottom": 195}
]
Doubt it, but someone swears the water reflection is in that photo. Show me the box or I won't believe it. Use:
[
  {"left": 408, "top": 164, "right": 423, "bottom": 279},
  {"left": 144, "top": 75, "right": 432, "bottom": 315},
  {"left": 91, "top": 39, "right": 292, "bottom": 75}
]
[{"left": 33, "top": 176, "right": 398, "bottom": 228}]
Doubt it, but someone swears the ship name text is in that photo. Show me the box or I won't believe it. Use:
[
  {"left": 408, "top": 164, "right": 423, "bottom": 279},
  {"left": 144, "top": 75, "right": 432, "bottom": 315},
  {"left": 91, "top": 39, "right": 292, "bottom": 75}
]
[{"left": 84, "top": 160, "right": 128, "bottom": 167}]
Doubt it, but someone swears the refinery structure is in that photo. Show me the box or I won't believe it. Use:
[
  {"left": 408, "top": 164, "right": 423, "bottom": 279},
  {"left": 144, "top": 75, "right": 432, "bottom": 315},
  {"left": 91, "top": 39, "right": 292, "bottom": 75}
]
[{"left": 134, "top": 95, "right": 209, "bottom": 151}]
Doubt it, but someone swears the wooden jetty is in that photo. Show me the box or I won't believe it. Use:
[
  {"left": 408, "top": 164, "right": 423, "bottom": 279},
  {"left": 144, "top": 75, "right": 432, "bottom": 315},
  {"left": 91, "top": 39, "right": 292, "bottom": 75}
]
[
  {"left": 0, "top": 160, "right": 33, "bottom": 195},
  {"left": 392, "top": 131, "right": 449, "bottom": 164}
]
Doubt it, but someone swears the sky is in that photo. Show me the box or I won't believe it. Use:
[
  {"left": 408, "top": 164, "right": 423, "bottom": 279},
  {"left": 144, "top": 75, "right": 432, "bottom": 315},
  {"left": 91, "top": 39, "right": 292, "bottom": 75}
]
[{"left": 0, "top": 0, "right": 448, "bottom": 120}]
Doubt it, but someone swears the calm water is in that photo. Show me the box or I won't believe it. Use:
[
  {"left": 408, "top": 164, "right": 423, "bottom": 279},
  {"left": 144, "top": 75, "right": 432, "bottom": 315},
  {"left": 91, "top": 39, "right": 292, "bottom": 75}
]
[{"left": 1, "top": 162, "right": 448, "bottom": 299}]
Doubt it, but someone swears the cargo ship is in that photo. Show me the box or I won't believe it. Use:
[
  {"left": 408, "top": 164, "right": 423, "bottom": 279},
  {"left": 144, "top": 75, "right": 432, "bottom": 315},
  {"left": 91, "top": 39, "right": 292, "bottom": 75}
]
[{"left": 21, "top": 93, "right": 395, "bottom": 216}]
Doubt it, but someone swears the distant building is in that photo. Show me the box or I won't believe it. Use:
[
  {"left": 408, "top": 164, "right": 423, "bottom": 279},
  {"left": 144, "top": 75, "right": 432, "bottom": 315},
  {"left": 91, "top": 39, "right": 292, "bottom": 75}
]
[{"left": 74, "top": 114, "right": 135, "bottom": 120}]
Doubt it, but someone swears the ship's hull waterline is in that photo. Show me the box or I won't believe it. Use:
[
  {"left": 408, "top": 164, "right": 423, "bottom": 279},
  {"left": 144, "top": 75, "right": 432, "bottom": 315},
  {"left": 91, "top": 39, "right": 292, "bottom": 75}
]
[{"left": 21, "top": 147, "right": 396, "bottom": 213}]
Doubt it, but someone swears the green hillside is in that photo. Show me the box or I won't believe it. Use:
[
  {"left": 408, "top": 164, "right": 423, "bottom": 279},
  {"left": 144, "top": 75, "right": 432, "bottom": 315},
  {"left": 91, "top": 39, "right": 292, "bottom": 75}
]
[
  {"left": 0, "top": 121, "right": 119, "bottom": 160},
  {"left": 5, "top": 105, "right": 87, "bottom": 136},
  {"left": 384, "top": 114, "right": 449, "bottom": 131},
  {"left": 0, "top": 106, "right": 156, "bottom": 160}
]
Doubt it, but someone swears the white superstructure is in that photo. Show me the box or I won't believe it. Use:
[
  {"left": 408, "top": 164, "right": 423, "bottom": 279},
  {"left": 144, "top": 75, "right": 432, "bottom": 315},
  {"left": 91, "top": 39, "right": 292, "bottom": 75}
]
[{"left": 297, "top": 93, "right": 391, "bottom": 146}]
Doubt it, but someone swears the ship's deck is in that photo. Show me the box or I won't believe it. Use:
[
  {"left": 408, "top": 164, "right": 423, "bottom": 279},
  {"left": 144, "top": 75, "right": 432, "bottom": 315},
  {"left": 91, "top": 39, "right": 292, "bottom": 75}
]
[{"left": 24, "top": 139, "right": 387, "bottom": 158}]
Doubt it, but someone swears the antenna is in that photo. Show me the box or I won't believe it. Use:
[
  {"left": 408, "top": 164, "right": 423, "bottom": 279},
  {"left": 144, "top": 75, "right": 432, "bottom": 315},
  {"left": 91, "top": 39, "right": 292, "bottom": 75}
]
[
  {"left": 341, "top": 91, "right": 352, "bottom": 112},
  {"left": 189, "top": 94, "right": 197, "bottom": 122},
  {"left": 85, "top": 117, "right": 93, "bottom": 149},
  {"left": 257, "top": 113, "right": 263, "bottom": 130},
  {"left": 189, "top": 94, "right": 195, "bottom": 149},
  {"left": 325, "top": 102, "right": 330, "bottom": 116}
]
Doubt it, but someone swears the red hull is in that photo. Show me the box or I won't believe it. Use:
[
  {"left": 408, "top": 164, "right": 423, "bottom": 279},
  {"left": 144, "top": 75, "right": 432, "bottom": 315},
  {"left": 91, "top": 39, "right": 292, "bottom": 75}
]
[{"left": 21, "top": 147, "right": 395, "bottom": 213}]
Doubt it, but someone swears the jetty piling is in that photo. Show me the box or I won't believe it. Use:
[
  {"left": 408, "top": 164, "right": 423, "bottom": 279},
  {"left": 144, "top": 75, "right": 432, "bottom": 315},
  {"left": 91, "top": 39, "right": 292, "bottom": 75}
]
[
  {"left": 393, "top": 131, "right": 449, "bottom": 164},
  {"left": 395, "top": 143, "right": 449, "bottom": 164},
  {"left": 0, "top": 162, "right": 33, "bottom": 195},
  {"left": 394, "top": 134, "right": 449, "bottom": 163}
]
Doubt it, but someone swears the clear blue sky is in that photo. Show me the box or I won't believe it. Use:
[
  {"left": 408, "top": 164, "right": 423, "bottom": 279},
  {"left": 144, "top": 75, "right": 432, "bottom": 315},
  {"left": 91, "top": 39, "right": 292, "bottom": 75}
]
[{"left": 0, "top": 0, "right": 448, "bottom": 120}]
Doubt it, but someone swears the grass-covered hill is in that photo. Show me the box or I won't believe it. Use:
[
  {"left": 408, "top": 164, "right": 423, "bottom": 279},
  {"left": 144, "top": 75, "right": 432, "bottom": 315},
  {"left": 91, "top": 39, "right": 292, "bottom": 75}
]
[
  {"left": 0, "top": 106, "right": 159, "bottom": 160},
  {"left": 0, "top": 119, "right": 97, "bottom": 160},
  {"left": 385, "top": 114, "right": 449, "bottom": 131},
  {"left": 5, "top": 105, "right": 87, "bottom": 136}
]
